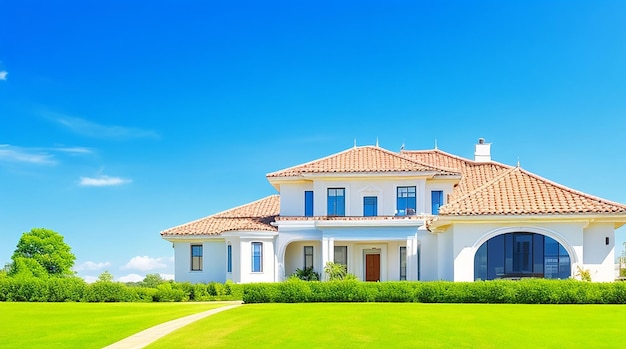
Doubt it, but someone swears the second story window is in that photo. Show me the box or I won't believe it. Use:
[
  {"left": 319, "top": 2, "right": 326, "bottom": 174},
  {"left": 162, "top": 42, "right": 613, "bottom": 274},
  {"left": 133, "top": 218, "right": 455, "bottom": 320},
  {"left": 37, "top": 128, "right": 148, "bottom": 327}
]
[
  {"left": 327, "top": 188, "right": 345, "bottom": 216},
  {"left": 363, "top": 196, "right": 377, "bottom": 216},
  {"left": 397, "top": 186, "right": 416, "bottom": 216},
  {"left": 304, "top": 191, "right": 314, "bottom": 217},
  {"left": 431, "top": 190, "right": 443, "bottom": 215}
]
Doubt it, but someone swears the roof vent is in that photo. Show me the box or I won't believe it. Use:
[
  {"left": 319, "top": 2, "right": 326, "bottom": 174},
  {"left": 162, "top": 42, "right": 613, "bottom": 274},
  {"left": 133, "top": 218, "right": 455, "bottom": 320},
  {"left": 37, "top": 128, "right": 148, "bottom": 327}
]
[{"left": 474, "top": 138, "right": 491, "bottom": 162}]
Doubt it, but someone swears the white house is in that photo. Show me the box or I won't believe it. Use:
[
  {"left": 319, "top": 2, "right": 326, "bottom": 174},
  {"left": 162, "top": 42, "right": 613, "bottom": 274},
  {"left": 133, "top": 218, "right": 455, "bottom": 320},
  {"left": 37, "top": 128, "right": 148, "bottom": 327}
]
[{"left": 161, "top": 139, "right": 626, "bottom": 283}]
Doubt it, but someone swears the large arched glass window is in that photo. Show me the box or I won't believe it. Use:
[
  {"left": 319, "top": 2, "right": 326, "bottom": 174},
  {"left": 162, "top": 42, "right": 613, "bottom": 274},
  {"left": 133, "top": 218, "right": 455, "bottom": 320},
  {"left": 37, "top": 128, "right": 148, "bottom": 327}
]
[{"left": 474, "top": 233, "right": 570, "bottom": 280}]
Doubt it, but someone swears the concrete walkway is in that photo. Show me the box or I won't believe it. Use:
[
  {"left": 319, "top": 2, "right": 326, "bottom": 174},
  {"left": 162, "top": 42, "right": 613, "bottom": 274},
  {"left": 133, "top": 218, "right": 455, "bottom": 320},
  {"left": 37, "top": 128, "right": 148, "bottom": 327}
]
[{"left": 103, "top": 301, "right": 243, "bottom": 349}]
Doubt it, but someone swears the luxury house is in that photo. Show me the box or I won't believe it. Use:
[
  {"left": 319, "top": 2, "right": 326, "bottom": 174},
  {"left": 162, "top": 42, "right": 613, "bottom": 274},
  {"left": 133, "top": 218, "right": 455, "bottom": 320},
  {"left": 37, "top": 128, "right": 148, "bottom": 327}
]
[{"left": 161, "top": 139, "right": 626, "bottom": 283}]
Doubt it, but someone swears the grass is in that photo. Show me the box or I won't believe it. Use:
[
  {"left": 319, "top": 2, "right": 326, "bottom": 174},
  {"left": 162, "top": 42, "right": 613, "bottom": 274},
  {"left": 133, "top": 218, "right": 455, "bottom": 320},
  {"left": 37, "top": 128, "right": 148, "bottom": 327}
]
[
  {"left": 0, "top": 302, "right": 230, "bottom": 348},
  {"left": 148, "top": 303, "right": 626, "bottom": 349}
]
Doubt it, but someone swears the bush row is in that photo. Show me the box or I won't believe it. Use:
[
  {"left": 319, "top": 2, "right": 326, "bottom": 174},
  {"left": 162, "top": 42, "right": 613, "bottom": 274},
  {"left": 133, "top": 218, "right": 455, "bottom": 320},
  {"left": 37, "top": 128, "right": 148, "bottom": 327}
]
[
  {"left": 0, "top": 277, "right": 243, "bottom": 302},
  {"left": 243, "top": 279, "right": 626, "bottom": 304}
]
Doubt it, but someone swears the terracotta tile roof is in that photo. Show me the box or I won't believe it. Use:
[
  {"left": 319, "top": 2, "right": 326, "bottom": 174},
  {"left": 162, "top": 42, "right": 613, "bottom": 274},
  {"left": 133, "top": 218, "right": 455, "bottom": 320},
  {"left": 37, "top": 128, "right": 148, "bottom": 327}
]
[
  {"left": 403, "top": 149, "right": 626, "bottom": 215},
  {"left": 266, "top": 146, "right": 459, "bottom": 178},
  {"left": 161, "top": 195, "right": 279, "bottom": 237}
]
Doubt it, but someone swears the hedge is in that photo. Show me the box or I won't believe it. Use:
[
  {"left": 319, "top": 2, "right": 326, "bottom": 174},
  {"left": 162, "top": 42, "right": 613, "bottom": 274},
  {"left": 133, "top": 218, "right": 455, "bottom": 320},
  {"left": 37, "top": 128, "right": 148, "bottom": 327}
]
[
  {"left": 0, "top": 277, "right": 244, "bottom": 302},
  {"left": 242, "top": 279, "right": 626, "bottom": 304}
]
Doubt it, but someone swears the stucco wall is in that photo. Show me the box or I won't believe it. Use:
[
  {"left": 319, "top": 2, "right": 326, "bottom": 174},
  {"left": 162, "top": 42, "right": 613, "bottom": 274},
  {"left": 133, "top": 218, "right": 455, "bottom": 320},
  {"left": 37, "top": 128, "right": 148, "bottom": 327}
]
[
  {"left": 583, "top": 222, "right": 615, "bottom": 282},
  {"left": 239, "top": 236, "right": 276, "bottom": 283},
  {"left": 173, "top": 240, "right": 226, "bottom": 283}
]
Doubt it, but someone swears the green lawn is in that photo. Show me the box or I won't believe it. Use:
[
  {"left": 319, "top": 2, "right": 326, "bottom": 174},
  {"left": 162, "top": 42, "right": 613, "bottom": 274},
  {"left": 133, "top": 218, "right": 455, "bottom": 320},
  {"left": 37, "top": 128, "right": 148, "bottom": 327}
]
[
  {"left": 148, "top": 303, "right": 626, "bottom": 349},
  {"left": 0, "top": 302, "right": 230, "bottom": 349}
]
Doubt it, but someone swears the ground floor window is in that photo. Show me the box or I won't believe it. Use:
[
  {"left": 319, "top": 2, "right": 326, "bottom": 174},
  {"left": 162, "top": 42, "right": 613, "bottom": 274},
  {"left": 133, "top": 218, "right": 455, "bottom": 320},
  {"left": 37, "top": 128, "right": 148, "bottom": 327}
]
[
  {"left": 227, "top": 244, "right": 232, "bottom": 273},
  {"left": 399, "top": 246, "right": 407, "bottom": 280},
  {"left": 304, "top": 246, "right": 314, "bottom": 269},
  {"left": 334, "top": 246, "right": 347, "bottom": 269},
  {"left": 252, "top": 242, "right": 263, "bottom": 272},
  {"left": 191, "top": 244, "right": 203, "bottom": 271},
  {"left": 474, "top": 233, "right": 570, "bottom": 280}
]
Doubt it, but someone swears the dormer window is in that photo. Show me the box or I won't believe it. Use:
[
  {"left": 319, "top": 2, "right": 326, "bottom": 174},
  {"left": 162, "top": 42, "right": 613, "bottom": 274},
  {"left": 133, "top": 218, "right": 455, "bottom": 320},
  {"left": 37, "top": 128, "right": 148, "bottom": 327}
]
[{"left": 396, "top": 186, "right": 416, "bottom": 216}]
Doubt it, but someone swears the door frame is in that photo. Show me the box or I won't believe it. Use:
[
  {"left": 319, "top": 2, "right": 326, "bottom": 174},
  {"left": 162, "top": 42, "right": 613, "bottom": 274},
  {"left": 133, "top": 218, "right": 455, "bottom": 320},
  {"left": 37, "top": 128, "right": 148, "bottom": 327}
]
[{"left": 363, "top": 248, "right": 382, "bottom": 282}]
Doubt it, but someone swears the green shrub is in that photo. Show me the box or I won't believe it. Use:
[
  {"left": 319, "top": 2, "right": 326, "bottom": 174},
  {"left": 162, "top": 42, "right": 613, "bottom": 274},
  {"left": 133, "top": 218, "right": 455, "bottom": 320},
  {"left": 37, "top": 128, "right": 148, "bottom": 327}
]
[
  {"left": 47, "top": 277, "right": 86, "bottom": 302},
  {"left": 153, "top": 282, "right": 188, "bottom": 302},
  {"left": 292, "top": 267, "right": 320, "bottom": 281},
  {"left": 83, "top": 281, "right": 137, "bottom": 302}
]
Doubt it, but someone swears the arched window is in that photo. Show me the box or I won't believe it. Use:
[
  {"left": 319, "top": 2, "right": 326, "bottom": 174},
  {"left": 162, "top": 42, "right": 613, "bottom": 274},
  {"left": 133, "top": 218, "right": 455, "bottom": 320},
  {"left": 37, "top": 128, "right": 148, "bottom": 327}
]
[{"left": 474, "top": 233, "right": 570, "bottom": 280}]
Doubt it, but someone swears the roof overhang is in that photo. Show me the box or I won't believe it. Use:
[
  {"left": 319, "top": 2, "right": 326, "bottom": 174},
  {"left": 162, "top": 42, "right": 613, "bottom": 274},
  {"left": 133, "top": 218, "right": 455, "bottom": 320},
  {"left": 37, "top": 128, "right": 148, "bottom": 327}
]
[{"left": 429, "top": 213, "right": 626, "bottom": 233}]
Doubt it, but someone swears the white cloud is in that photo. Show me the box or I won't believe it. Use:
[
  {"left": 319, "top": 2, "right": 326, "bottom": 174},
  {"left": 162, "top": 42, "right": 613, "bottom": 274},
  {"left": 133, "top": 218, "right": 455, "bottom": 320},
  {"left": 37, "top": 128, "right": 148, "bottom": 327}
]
[
  {"left": 118, "top": 273, "right": 144, "bottom": 283},
  {"left": 83, "top": 275, "right": 98, "bottom": 284},
  {"left": 0, "top": 71, "right": 7, "bottom": 80},
  {"left": 47, "top": 113, "right": 159, "bottom": 140},
  {"left": 54, "top": 146, "right": 93, "bottom": 154},
  {"left": 0, "top": 144, "right": 56, "bottom": 165},
  {"left": 75, "top": 261, "right": 111, "bottom": 271},
  {"left": 160, "top": 273, "right": 175, "bottom": 281},
  {"left": 122, "top": 256, "right": 168, "bottom": 271},
  {"left": 79, "top": 175, "right": 132, "bottom": 187}
]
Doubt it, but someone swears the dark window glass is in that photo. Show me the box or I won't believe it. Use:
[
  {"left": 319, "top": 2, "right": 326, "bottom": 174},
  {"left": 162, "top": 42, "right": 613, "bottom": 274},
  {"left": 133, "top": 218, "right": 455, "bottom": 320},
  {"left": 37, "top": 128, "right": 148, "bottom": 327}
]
[
  {"left": 227, "top": 245, "right": 232, "bottom": 273},
  {"left": 363, "top": 196, "right": 378, "bottom": 216},
  {"left": 304, "top": 246, "right": 314, "bottom": 269},
  {"left": 334, "top": 246, "right": 347, "bottom": 267},
  {"left": 475, "top": 233, "right": 571, "bottom": 280},
  {"left": 252, "top": 242, "right": 263, "bottom": 272},
  {"left": 431, "top": 190, "right": 443, "bottom": 214},
  {"left": 399, "top": 246, "right": 407, "bottom": 280},
  {"left": 191, "top": 245, "right": 203, "bottom": 271},
  {"left": 304, "top": 191, "right": 314, "bottom": 217},
  {"left": 397, "top": 186, "right": 416, "bottom": 216},
  {"left": 327, "top": 188, "right": 345, "bottom": 216}
]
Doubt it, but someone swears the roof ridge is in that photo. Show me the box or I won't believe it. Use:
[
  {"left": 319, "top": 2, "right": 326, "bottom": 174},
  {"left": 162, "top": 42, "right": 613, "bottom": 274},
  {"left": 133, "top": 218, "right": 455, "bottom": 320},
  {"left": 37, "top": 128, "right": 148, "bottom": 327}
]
[
  {"left": 444, "top": 166, "right": 520, "bottom": 208},
  {"left": 516, "top": 167, "right": 626, "bottom": 210},
  {"left": 402, "top": 148, "right": 513, "bottom": 169},
  {"left": 160, "top": 195, "right": 279, "bottom": 234},
  {"left": 374, "top": 146, "right": 460, "bottom": 174}
]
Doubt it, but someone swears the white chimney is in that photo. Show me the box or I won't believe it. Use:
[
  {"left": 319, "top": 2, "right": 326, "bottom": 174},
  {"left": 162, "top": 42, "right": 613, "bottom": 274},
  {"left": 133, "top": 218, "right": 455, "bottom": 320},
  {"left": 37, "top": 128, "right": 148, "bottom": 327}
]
[{"left": 474, "top": 138, "right": 491, "bottom": 162}]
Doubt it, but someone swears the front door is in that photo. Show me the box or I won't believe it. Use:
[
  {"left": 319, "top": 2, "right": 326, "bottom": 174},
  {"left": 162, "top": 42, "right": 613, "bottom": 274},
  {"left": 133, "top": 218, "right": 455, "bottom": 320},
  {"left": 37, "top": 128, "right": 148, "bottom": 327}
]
[{"left": 365, "top": 254, "right": 380, "bottom": 281}]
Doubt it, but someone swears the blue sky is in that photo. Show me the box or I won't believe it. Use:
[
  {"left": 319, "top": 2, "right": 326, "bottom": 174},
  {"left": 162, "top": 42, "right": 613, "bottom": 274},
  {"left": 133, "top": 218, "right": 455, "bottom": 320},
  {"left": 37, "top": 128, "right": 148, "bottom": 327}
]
[{"left": 2, "top": 1, "right": 626, "bottom": 282}]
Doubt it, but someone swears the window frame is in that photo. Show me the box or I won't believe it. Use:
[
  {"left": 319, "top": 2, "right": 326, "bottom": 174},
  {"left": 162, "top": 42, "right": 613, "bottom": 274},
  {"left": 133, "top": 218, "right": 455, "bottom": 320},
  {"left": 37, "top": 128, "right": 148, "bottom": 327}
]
[
  {"left": 227, "top": 244, "right": 232, "bottom": 273},
  {"left": 304, "top": 246, "right": 314, "bottom": 269},
  {"left": 327, "top": 188, "right": 346, "bottom": 216},
  {"left": 251, "top": 242, "right": 263, "bottom": 273},
  {"left": 304, "top": 191, "right": 314, "bottom": 217},
  {"left": 363, "top": 196, "right": 378, "bottom": 217},
  {"left": 190, "top": 244, "right": 203, "bottom": 271},
  {"left": 334, "top": 246, "right": 348, "bottom": 268},
  {"left": 399, "top": 246, "right": 407, "bottom": 280},
  {"left": 431, "top": 190, "right": 444, "bottom": 215},
  {"left": 396, "top": 186, "right": 417, "bottom": 216}
]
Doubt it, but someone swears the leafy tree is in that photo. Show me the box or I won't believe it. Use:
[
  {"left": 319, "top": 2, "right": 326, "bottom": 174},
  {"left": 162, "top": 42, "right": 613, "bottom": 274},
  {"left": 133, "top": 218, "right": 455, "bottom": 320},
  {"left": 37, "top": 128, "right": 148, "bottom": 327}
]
[
  {"left": 98, "top": 270, "right": 114, "bottom": 282},
  {"left": 143, "top": 273, "right": 165, "bottom": 288},
  {"left": 10, "top": 228, "right": 76, "bottom": 277}
]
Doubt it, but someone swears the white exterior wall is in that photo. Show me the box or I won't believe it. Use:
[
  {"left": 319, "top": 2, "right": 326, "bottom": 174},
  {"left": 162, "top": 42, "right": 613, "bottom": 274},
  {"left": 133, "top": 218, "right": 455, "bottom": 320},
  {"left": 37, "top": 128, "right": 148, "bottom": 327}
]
[
  {"left": 284, "top": 240, "right": 322, "bottom": 277},
  {"left": 280, "top": 182, "right": 314, "bottom": 216},
  {"left": 417, "top": 230, "right": 439, "bottom": 281},
  {"left": 583, "top": 223, "right": 616, "bottom": 282},
  {"left": 173, "top": 240, "right": 226, "bottom": 283},
  {"left": 424, "top": 180, "right": 456, "bottom": 214},
  {"left": 239, "top": 236, "right": 276, "bottom": 283}
]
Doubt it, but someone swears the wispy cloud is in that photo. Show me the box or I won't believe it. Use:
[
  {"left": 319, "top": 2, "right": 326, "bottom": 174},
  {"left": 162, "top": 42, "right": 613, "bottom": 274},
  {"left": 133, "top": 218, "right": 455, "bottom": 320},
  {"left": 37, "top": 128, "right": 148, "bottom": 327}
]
[
  {"left": 0, "top": 71, "right": 7, "bottom": 80},
  {"left": 79, "top": 175, "right": 132, "bottom": 187},
  {"left": 48, "top": 113, "right": 159, "bottom": 140},
  {"left": 54, "top": 146, "right": 93, "bottom": 154},
  {"left": 121, "top": 256, "right": 168, "bottom": 271},
  {"left": 74, "top": 261, "right": 111, "bottom": 271},
  {"left": 0, "top": 145, "right": 56, "bottom": 165},
  {"left": 160, "top": 273, "right": 175, "bottom": 281},
  {"left": 83, "top": 276, "right": 98, "bottom": 283}
]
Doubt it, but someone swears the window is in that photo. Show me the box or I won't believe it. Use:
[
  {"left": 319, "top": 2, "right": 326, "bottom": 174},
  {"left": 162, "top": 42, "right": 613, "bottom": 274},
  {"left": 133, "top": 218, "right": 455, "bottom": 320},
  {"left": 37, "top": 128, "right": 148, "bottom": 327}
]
[
  {"left": 327, "top": 188, "right": 345, "bottom": 216},
  {"left": 304, "top": 191, "right": 314, "bottom": 217},
  {"left": 251, "top": 242, "right": 263, "bottom": 272},
  {"left": 191, "top": 245, "right": 203, "bottom": 271},
  {"left": 334, "top": 246, "right": 347, "bottom": 268},
  {"left": 400, "top": 246, "right": 407, "bottom": 280},
  {"left": 304, "top": 246, "right": 314, "bottom": 269},
  {"left": 396, "top": 186, "right": 416, "bottom": 216},
  {"left": 431, "top": 190, "right": 443, "bottom": 215},
  {"left": 474, "top": 233, "right": 571, "bottom": 280},
  {"left": 363, "top": 196, "right": 378, "bottom": 216},
  {"left": 227, "top": 244, "right": 232, "bottom": 273}
]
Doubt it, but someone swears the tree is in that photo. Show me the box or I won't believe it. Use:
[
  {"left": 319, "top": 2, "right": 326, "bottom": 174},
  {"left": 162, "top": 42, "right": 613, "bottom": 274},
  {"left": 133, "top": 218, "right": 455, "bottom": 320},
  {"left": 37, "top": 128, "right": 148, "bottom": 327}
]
[
  {"left": 98, "top": 270, "right": 114, "bottom": 282},
  {"left": 143, "top": 273, "right": 165, "bottom": 288},
  {"left": 10, "top": 228, "right": 76, "bottom": 277}
]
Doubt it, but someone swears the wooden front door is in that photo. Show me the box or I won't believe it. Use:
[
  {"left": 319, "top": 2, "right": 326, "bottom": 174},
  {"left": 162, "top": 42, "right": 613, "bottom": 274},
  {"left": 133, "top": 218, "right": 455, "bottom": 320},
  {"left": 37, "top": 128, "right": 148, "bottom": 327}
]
[{"left": 365, "top": 254, "right": 380, "bottom": 281}]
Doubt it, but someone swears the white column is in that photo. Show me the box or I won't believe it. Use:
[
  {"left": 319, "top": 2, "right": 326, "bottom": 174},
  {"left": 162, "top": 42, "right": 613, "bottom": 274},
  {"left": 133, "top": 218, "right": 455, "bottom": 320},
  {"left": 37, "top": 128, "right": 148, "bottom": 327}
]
[
  {"left": 321, "top": 237, "right": 334, "bottom": 281},
  {"left": 406, "top": 235, "right": 418, "bottom": 281}
]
